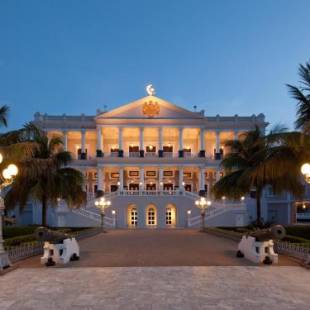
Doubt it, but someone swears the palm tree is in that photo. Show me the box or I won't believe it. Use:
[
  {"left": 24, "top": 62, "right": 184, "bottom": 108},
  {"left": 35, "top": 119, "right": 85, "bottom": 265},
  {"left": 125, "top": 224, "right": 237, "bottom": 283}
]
[
  {"left": 287, "top": 61, "right": 310, "bottom": 133},
  {"left": 4, "top": 124, "right": 86, "bottom": 226},
  {"left": 213, "top": 127, "right": 305, "bottom": 226},
  {"left": 0, "top": 105, "right": 9, "bottom": 127}
]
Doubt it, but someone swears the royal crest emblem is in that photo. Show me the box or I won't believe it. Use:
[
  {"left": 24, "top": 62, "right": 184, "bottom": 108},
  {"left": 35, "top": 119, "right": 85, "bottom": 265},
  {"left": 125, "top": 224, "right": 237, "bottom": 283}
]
[{"left": 142, "top": 100, "right": 160, "bottom": 118}]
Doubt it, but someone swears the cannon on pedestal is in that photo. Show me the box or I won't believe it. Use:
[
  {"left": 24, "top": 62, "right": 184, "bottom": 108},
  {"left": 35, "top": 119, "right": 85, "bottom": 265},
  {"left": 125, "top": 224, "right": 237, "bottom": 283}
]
[
  {"left": 35, "top": 227, "right": 80, "bottom": 266},
  {"left": 237, "top": 225, "right": 286, "bottom": 264}
]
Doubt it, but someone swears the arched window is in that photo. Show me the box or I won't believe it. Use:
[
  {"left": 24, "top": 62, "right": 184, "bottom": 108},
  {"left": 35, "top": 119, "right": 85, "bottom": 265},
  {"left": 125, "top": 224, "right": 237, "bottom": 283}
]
[
  {"left": 128, "top": 205, "right": 138, "bottom": 227},
  {"left": 166, "top": 204, "right": 176, "bottom": 226},
  {"left": 146, "top": 205, "right": 157, "bottom": 226}
]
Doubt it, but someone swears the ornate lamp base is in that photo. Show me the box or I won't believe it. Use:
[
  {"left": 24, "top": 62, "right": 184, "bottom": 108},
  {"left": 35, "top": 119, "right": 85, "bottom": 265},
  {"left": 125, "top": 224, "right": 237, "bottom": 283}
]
[{"left": 0, "top": 252, "right": 11, "bottom": 270}]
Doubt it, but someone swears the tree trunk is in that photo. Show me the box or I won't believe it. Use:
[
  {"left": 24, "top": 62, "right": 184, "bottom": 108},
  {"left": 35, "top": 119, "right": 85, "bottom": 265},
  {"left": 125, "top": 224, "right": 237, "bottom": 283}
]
[
  {"left": 41, "top": 196, "right": 47, "bottom": 227},
  {"left": 256, "top": 189, "right": 262, "bottom": 227}
]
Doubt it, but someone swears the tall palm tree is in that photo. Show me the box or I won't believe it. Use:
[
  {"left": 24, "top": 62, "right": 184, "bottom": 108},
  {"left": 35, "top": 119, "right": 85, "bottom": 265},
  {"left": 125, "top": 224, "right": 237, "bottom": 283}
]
[
  {"left": 287, "top": 61, "right": 310, "bottom": 133},
  {"left": 4, "top": 124, "right": 86, "bottom": 226},
  {"left": 213, "top": 127, "right": 305, "bottom": 226},
  {"left": 0, "top": 105, "right": 9, "bottom": 127}
]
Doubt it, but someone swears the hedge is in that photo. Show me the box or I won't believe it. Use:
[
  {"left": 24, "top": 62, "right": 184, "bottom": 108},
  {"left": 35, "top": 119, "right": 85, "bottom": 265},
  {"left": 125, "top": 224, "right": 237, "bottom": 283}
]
[
  {"left": 285, "top": 226, "right": 310, "bottom": 240},
  {"left": 3, "top": 226, "right": 38, "bottom": 239},
  {"left": 4, "top": 234, "right": 37, "bottom": 247}
]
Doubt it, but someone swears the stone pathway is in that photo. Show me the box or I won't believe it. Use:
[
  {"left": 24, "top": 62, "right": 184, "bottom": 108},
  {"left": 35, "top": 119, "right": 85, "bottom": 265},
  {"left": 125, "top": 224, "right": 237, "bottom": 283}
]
[
  {"left": 17, "top": 229, "right": 297, "bottom": 267},
  {"left": 1, "top": 266, "right": 310, "bottom": 309}
]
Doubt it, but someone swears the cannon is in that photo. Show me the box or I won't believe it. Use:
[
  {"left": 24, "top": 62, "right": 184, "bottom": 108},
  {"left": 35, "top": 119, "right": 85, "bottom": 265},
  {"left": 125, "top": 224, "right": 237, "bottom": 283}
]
[
  {"left": 35, "top": 227, "right": 80, "bottom": 266},
  {"left": 237, "top": 225, "right": 286, "bottom": 264}
]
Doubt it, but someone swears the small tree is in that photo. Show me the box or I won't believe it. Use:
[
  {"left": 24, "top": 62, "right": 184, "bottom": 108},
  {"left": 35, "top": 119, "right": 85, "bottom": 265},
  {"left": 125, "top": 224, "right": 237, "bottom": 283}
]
[
  {"left": 213, "top": 127, "right": 305, "bottom": 226},
  {"left": 4, "top": 125, "right": 86, "bottom": 226}
]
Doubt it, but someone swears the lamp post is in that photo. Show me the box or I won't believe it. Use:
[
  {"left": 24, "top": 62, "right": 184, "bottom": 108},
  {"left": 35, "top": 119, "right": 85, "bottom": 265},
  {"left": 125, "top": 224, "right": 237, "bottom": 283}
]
[
  {"left": 0, "top": 153, "right": 18, "bottom": 270},
  {"left": 195, "top": 197, "right": 211, "bottom": 231},
  {"left": 94, "top": 196, "right": 111, "bottom": 232},
  {"left": 301, "top": 163, "right": 310, "bottom": 184}
]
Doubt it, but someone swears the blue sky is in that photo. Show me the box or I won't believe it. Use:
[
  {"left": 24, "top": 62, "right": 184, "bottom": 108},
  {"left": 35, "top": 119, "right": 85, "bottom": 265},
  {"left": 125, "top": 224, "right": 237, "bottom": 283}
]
[{"left": 0, "top": 0, "right": 309, "bottom": 130}]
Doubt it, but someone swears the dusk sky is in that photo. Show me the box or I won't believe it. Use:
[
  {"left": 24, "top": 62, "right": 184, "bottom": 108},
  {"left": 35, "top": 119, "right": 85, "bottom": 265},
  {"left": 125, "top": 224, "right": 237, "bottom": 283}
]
[{"left": 0, "top": 0, "right": 309, "bottom": 131}]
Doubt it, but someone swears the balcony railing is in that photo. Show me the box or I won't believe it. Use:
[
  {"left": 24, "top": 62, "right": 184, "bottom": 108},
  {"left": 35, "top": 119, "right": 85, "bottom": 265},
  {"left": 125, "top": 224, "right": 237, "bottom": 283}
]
[
  {"left": 129, "top": 152, "right": 140, "bottom": 158},
  {"left": 163, "top": 152, "right": 173, "bottom": 158},
  {"left": 110, "top": 151, "right": 119, "bottom": 157},
  {"left": 297, "top": 213, "right": 310, "bottom": 220},
  {"left": 145, "top": 151, "right": 157, "bottom": 158},
  {"left": 84, "top": 152, "right": 218, "bottom": 159}
]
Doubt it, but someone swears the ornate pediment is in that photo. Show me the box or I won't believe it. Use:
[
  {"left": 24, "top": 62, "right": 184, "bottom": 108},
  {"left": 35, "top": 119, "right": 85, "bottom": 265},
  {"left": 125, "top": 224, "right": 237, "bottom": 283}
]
[
  {"left": 96, "top": 95, "right": 204, "bottom": 120},
  {"left": 142, "top": 99, "right": 160, "bottom": 118}
]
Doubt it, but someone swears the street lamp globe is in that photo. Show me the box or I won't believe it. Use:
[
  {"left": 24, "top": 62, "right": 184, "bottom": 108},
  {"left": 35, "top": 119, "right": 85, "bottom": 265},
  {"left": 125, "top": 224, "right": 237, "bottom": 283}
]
[
  {"left": 2, "top": 168, "right": 11, "bottom": 180},
  {"left": 7, "top": 164, "right": 18, "bottom": 177},
  {"left": 301, "top": 163, "right": 310, "bottom": 176}
]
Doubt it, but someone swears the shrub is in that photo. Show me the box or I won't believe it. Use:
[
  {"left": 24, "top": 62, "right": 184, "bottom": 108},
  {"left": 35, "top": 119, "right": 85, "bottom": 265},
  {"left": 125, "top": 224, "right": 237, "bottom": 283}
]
[
  {"left": 285, "top": 226, "right": 310, "bottom": 240},
  {"left": 4, "top": 234, "right": 37, "bottom": 247},
  {"left": 3, "top": 226, "right": 38, "bottom": 239}
]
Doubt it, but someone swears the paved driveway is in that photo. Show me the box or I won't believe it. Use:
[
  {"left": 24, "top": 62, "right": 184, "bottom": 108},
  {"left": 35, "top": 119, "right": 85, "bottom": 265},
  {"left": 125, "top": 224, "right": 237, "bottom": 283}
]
[
  {"left": 1, "top": 267, "right": 310, "bottom": 309},
  {"left": 18, "top": 229, "right": 297, "bottom": 267}
]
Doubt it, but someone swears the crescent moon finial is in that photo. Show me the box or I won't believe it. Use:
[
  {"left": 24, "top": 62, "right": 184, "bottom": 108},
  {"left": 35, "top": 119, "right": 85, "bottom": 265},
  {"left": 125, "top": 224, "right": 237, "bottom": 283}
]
[{"left": 146, "top": 84, "right": 155, "bottom": 96}]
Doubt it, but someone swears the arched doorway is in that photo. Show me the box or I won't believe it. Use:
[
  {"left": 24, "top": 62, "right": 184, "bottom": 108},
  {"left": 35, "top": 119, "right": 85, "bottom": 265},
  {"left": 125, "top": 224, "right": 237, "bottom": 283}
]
[
  {"left": 128, "top": 204, "right": 138, "bottom": 228},
  {"left": 166, "top": 204, "right": 176, "bottom": 227},
  {"left": 146, "top": 204, "right": 157, "bottom": 227}
]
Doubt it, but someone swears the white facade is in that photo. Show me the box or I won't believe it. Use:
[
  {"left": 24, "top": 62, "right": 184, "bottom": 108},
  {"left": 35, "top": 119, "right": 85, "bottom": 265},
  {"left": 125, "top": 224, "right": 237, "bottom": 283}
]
[{"left": 29, "top": 90, "right": 293, "bottom": 228}]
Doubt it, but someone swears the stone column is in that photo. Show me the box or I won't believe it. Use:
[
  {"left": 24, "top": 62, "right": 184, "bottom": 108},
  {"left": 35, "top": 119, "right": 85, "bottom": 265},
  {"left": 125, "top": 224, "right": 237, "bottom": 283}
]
[
  {"left": 199, "top": 168, "right": 206, "bottom": 192},
  {"left": 215, "top": 131, "right": 220, "bottom": 153},
  {"left": 234, "top": 130, "right": 239, "bottom": 141},
  {"left": 81, "top": 129, "right": 86, "bottom": 160},
  {"left": 159, "top": 167, "right": 163, "bottom": 190},
  {"left": 215, "top": 169, "right": 221, "bottom": 182},
  {"left": 62, "top": 130, "right": 68, "bottom": 151},
  {"left": 96, "top": 126, "right": 103, "bottom": 157},
  {"left": 139, "top": 127, "right": 144, "bottom": 157},
  {"left": 118, "top": 128, "right": 124, "bottom": 157},
  {"left": 158, "top": 127, "right": 163, "bottom": 157},
  {"left": 140, "top": 167, "right": 144, "bottom": 190},
  {"left": 215, "top": 130, "right": 221, "bottom": 160},
  {"left": 97, "top": 167, "right": 104, "bottom": 192},
  {"left": 119, "top": 167, "right": 124, "bottom": 190},
  {"left": 178, "top": 127, "right": 184, "bottom": 158},
  {"left": 179, "top": 167, "right": 184, "bottom": 191},
  {"left": 199, "top": 128, "right": 205, "bottom": 157}
]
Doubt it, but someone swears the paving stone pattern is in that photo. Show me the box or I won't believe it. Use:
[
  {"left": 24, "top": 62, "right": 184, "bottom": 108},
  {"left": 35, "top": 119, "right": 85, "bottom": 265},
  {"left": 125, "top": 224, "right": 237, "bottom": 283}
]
[{"left": 1, "top": 266, "right": 310, "bottom": 310}]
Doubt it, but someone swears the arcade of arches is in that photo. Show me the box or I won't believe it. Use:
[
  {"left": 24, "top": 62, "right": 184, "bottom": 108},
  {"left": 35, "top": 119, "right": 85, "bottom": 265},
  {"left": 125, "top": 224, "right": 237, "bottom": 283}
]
[{"left": 127, "top": 203, "right": 176, "bottom": 228}]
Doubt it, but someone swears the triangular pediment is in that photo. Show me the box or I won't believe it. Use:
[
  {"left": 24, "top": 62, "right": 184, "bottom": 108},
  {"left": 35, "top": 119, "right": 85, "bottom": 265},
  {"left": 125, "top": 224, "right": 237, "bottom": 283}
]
[{"left": 96, "top": 96, "right": 203, "bottom": 119}]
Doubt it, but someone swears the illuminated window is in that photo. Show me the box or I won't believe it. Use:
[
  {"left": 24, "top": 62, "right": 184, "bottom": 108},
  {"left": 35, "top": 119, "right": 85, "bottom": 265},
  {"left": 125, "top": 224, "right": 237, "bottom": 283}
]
[
  {"left": 147, "top": 207, "right": 156, "bottom": 226},
  {"left": 165, "top": 204, "right": 176, "bottom": 226},
  {"left": 166, "top": 208, "right": 172, "bottom": 225},
  {"left": 128, "top": 207, "right": 138, "bottom": 227}
]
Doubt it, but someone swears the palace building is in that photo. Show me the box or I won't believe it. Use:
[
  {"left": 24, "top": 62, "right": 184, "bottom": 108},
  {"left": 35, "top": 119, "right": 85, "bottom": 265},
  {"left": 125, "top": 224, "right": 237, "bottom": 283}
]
[{"left": 18, "top": 86, "right": 295, "bottom": 228}]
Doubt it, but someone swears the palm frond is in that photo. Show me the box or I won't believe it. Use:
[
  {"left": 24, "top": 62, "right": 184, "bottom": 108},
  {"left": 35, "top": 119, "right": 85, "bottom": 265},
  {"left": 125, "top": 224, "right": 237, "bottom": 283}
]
[{"left": 0, "top": 105, "right": 9, "bottom": 127}]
